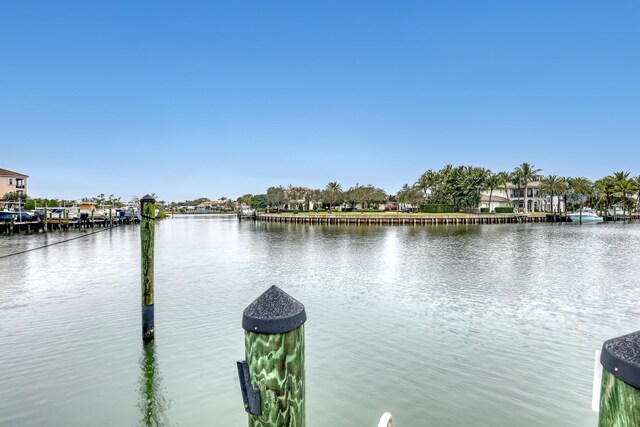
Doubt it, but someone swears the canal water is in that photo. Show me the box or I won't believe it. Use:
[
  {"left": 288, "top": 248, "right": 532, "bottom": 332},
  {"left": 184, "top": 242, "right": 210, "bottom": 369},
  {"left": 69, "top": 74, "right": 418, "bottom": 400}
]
[{"left": 1, "top": 215, "right": 638, "bottom": 426}]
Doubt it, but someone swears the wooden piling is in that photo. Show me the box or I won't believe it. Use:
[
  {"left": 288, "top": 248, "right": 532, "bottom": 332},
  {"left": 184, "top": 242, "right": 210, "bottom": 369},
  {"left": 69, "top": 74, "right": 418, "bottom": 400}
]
[
  {"left": 43, "top": 202, "right": 48, "bottom": 233},
  {"left": 238, "top": 285, "right": 306, "bottom": 427},
  {"left": 599, "top": 330, "right": 640, "bottom": 426},
  {"left": 140, "top": 196, "right": 156, "bottom": 341}
]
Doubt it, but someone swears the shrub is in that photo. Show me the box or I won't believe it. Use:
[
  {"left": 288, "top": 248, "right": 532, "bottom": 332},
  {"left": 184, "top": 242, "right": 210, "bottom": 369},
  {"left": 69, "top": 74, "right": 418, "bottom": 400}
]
[
  {"left": 420, "top": 204, "right": 455, "bottom": 213},
  {"left": 494, "top": 206, "right": 514, "bottom": 213},
  {"left": 480, "top": 208, "right": 489, "bottom": 213}
]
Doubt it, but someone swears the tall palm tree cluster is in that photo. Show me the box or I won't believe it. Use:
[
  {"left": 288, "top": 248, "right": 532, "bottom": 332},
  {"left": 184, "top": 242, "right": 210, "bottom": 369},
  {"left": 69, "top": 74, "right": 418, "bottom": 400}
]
[
  {"left": 411, "top": 163, "right": 540, "bottom": 212},
  {"left": 408, "top": 164, "right": 640, "bottom": 214},
  {"left": 256, "top": 164, "right": 640, "bottom": 214},
  {"left": 415, "top": 165, "right": 492, "bottom": 212},
  {"left": 594, "top": 172, "right": 640, "bottom": 219}
]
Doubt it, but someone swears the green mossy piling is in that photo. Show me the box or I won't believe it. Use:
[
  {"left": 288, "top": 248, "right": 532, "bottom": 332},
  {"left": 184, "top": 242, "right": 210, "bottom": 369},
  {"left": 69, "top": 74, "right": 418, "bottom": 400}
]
[
  {"left": 140, "top": 195, "right": 156, "bottom": 341},
  {"left": 599, "top": 331, "right": 640, "bottom": 426},
  {"left": 240, "top": 286, "right": 306, "bottom": 427}
]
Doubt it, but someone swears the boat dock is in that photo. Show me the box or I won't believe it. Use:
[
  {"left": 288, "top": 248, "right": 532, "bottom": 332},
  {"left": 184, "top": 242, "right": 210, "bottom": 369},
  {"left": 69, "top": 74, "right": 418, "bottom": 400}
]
[
  {"left": 603, "top": 213, "right": 640, "bottom": 221},
  {"left": 0, "top": 217, "right": 136, "bottom": 235}
]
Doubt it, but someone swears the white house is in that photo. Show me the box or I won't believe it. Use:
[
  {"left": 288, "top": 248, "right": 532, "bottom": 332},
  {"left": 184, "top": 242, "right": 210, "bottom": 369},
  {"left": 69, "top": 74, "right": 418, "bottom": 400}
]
[{"left": 481, "top": 181, "right": 565, "bottom": 213}]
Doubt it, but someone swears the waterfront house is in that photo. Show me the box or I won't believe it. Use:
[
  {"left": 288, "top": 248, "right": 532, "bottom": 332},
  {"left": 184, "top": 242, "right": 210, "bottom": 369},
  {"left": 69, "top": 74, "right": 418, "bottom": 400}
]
[
  {"left": 195, "top": 199, "right": 232, "bottom": 212},
  {"left": 481, "top": 181, "right": 565, "bottom": 213},
  {"left": 479, "top": 194, "right": 512, "bottom": 212},
  {"left": 0, "top": 168, "right": 28, "bottom": 198}
]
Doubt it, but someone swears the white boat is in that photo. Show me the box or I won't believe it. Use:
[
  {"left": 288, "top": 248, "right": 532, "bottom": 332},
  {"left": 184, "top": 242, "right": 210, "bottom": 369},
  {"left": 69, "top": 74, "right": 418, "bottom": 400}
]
[
  {"left": 237, "top": 208, "right": 256, "bottom": 220},
  {"left": 568, "top": 208, "right": 603, "bottom": 223},
  {"left": 607, "top": 204, "right": 629, "bottom": 219}
]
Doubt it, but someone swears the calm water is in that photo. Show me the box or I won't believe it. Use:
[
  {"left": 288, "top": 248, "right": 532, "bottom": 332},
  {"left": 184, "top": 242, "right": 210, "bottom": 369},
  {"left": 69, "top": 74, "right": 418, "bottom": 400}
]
[{"left": 1, "top": 216, "right": 639, "bottom": 426}]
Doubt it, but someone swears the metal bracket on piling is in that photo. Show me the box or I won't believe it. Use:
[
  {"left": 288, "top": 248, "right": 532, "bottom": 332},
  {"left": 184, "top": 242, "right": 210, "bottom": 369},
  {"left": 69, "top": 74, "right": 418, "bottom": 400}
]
[{"left": 237, "top": 360, "right": 262, "bottom": 415}]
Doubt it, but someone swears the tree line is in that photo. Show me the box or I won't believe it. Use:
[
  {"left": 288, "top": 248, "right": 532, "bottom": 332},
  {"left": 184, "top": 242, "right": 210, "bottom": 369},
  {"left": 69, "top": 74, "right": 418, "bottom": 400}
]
[{"left": 242, "top": 163, "right": 640, "bottom": 215}]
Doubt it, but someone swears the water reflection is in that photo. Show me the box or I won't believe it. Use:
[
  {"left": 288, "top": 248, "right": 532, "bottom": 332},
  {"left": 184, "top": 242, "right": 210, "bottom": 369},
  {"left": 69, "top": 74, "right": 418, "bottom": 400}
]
[
  {"left": 4, "top": 218, "right": 637, "bottom": 426},
  {"left": 138, "top": 342, "right": 170, "bottom": 427}
]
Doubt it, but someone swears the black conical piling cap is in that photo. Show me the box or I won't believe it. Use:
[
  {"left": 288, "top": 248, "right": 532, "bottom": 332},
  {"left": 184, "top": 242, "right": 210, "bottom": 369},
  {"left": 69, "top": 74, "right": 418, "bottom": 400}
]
[
  {"left": 242, "top": 286, "right": 306, "bottom": 334},
  {"left": 601, "top": 330, "right": 640, "bottom": 389}
]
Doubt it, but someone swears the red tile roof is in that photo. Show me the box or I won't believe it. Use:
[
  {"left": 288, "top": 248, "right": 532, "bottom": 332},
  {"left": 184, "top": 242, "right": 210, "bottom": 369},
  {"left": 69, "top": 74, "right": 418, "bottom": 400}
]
[{"left": 0, "top": 168, "right": 28, "bottom": 178}]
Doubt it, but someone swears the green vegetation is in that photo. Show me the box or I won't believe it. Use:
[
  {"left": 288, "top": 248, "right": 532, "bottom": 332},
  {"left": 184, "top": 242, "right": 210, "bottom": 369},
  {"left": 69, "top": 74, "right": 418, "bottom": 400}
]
[
  {"left": 420, "top": 204, "right": 455, "bottom": 213},
  {"left": 10, "top": 163, "right": 640, "bottom": 218},
  {"left": 240, "top": 164, "right": 640, "bottom": 216},
  {"left": 494, "top": 207, "right": 514, "bottom": 213},
  {"left": 396, "top": 184, "right": 423, "bottom": 212},
  {"left": 250, "top": 194, "right": 268, "bottom": 210},
  {"left": 539, "top": 175, "right": 567, "bottom": 214},
  {"left": 1, "top": 191, "right": 28, "bottom": 202}
]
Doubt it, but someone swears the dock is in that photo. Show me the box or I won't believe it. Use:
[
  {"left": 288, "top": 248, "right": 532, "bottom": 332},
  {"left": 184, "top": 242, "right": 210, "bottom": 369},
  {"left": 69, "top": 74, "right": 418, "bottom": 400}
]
[
  {"left": 603, "top": 213, "right": 640, "bottom": 221},
  {"left": 0, "top": 217, "right": 137, "bottom": 235}
]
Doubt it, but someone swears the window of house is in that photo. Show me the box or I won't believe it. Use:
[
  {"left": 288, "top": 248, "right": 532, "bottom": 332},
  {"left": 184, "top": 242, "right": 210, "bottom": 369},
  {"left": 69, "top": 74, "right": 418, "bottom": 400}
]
[{"left": 8, "top": 178, "right": 14, "bottom": 185}]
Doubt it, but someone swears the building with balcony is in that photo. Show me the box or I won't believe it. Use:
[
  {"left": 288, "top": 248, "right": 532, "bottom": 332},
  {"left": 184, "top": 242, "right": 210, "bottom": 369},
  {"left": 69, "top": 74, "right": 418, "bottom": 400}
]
[
  {"left": 0, "top": 168, "right": 28, "bottom": 198},
  {"left": 481, "top": 181, "right": 565, "bottom": 213}
]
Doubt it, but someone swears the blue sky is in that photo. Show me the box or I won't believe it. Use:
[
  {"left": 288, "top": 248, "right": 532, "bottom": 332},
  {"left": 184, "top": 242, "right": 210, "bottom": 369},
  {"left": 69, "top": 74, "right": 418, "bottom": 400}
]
[{"left": 1, "top": 1, "right": 639, "bottom": 201}]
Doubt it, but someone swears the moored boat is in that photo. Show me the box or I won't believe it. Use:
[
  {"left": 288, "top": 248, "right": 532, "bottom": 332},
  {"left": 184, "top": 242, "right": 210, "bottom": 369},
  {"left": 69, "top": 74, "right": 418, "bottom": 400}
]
[
  {"left": 0, "top": 211, "right": 14, "bottom": 222},
  {"left": 237, "top": 208, "right": 257, "bottom": 220},
  {"left": 567, "top": 208, "right": 603, "bottom": 223},
  {"left": 0, "top": 211, "right": 39, "bottom": 222}
]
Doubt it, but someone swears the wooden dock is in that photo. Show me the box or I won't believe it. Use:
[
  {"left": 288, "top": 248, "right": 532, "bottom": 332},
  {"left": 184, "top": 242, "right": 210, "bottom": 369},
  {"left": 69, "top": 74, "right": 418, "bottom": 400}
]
[
  {"left": 0, "top": 221, "right": 43, "bottom": 234},
  {"left": 1, "top": 217, "right": 134, "bottom": 235},
  {"left": 256, "top": 213, "right": 550, "bottom": 225},
  {"left": 603, "top": 213, "right": 640, "bottom": 221}
]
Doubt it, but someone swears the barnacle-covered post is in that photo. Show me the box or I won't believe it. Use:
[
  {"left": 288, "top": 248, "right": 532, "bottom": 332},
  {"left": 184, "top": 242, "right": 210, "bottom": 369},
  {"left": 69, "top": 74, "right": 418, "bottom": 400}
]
[
  {"left": 237, "top": 285, "right": 306, "bottom": 427},
  {"left": 599, "top": 330, "right": 640, "bottom": 426},
  {"left": 140, "top": 195, "right": 156, "bottom": 341}
]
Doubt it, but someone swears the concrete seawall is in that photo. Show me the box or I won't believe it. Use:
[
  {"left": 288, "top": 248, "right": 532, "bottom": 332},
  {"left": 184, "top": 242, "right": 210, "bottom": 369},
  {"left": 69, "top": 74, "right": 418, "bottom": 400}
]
[{"left": 257, "top": 213, "right": 549, "bottom": 225}]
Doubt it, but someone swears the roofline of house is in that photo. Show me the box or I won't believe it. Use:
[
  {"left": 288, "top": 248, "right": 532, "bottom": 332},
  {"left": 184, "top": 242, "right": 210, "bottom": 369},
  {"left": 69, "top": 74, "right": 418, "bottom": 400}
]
[{"left": 0, "top": 168, "right": 28, "bottom": 178}]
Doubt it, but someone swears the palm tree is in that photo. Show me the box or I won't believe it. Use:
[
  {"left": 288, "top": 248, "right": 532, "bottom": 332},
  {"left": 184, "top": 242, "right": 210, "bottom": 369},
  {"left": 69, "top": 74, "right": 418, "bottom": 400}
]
[
  {"left": 633, "top": 176, "right": 640, "bottom": 213},
  {"left": 510, "top": 169, "right": 525, "bottom": 212},
  {"left": 560, "top": 176, "right": 573, "bottom": 214},
  {"left": 614, "top": 176, "right": 637, "bottom": 221},
  {"left": 611, "top": 171, "right": 638, "bottom": 221},
  {"left": 594, "top": 176, "right": 616, "bottom": 216},
  {"left": 323, "top": 182, "right": 343, "bottom": 211},
  {"left": 484, "top": 172, "right": 505, "bottom": 213},
  {"left": 416, "top": 169, "right": 440, "bottom": 200},
  {"left": 514, "top": 163, "right": 542, "bottom": 213},
  {"left": 492, "top": 171, "right": 511, "bottom": 211},
  {"left": 567, "top": 177, "right": 594, "bottom": 223},
  {"left": 539, "top": 175, "right": 567, "bottom": 214}
]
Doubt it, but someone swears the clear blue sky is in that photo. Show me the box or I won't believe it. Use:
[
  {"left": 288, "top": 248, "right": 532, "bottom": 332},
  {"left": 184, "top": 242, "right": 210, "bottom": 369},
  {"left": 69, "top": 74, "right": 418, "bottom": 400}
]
[{"left": 1, "top": 1, "right": 639, "bottom": 202}]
